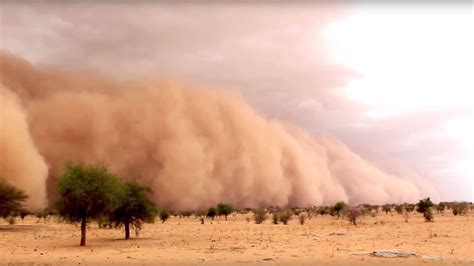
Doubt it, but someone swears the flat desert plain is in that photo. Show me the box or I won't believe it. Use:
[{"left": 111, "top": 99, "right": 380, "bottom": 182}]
[{"left": 1, "top": 212, "right": 473, "bottom": 265}]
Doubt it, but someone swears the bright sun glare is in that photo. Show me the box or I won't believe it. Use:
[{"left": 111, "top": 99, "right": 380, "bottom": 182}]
[{"left": 323, "top": 4, "right": 473, "bottom": 190}]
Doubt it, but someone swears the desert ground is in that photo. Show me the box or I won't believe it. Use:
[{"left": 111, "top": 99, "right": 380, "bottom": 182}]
[{"left": 0, "top": 212, "right": 473, "bottom": 265}]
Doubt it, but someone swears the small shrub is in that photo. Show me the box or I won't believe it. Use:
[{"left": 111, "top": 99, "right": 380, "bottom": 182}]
[
  {"left": 291, "top": 208, "right": 302, "bottom": 216},
  {"left": 97, "top": 215, "right": 112, "bottom": 228},
  {"left": 452, "top": 202, "right": 468, "bottom": 216},
  {"left": 245, "top": 216, "right": 251, "bottom": 224},
  {"left": 35, "top": 210, "right": 49, "bottom": 223},
  {"left": 272, "top": 213, "right": 279, "bottom": 224},
  {"left": 19, "top": 209, "right": 30, "bottom": 221},
  {"left": 7, "top": 216, "right": 16, "bottom": 225},
  {"left": 417, "top": 198, "right": 434, "bottom": 222},
  {"left": 159, "top": 209, "right": 170, "bottom": 223},
  {"left": 318, "top": 206, "right": 330, "bottom": 216},
  {"left": 279, "top": 210, "right": 293, "bottom": 225},
  {"left": 344, "top": 208, "right": 362, "bottom": 225},
  {"left": 394, "top": 205, "right": 404, "bottom": 215},
  {"left": 405, "top": 204, "right": 415, "bottom": 213},
  {"left": 253, "top": 209, "right": 267, "bottom": 224},
  {"left": 435, "top": 203, "right": 446, "bottom": 214},
  {"left": 298, "top": 214, "right": 305, "bottom": 225},
  {"left": 330, "top": 201, "right": 347, "bottom": 218},
  {"left": 423, "top": 208, "right": 434, "bottom": 222},
  {"left": 382, "top": 204, "right": 392, "bottom": 214},
  {"left": 207, "top": 207, "right": 217, "bottom": 220}
]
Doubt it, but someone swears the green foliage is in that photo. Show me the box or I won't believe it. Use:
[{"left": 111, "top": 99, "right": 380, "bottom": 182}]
[
  {"left": 291, "top": 208, "right": 302, "bottom": 216},
  {"left": 159, "top": 209, "right": 169, "bottom": 223},
  {"left": 330, "top": 201, "right": 348, "bottom": 218},
  {"left": 452, "top": 202, "right": 468, "bottom": 216},
  {"left": 34, "top": 209, "right": 49, "bottom": 223},
  {"left": 109, "top": 179, "right": 158, "bottom": 238},
  {"left": 279, "top": 210, "right": 293, "bottom": 225},
  {"left": 272, "top": 212, "right": 279, "bottom": 224},
  {"left": 423, "top": 208, "right": 434, "bottom": 222},
  {"left": 54, "top": 162, "right": 123, "bottom": 245},
  {"left": 318, "top": 206, "right": 330, "bottom": 216},
  {"left": 19, "top": 208, "right": 30, "bottom": 220},
  {"left": 0, "top": 181, "right": 28, "bottom": 218},
  {"left": 435, "top": 203, "right": 446, "bottom": 214},
  {"left": 416, "top": 198, "right": 434, "bottom": 214},
  {"left": 217, "top": 203, "right": 233, "bottom": 220},
  {"left": 207, "top": 207, "right": 217, "bottom": 220},
  {"left": 394, "top": 205, "right": 404, "bottom": 215},
  {"left": 97, "top": 215, "right": 112, "bottom": 228},
  {"left": 253, "top": 209, "right": 267, "bottom": 224},
  {"left": 416, "top": 198, "right": 434, "bottom": 222}
]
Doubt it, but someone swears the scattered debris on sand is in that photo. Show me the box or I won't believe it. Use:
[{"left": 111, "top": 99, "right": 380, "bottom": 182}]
[
  {"left": 352, "top": 249, "right": 446, "bottom": 260},
  {"left": 371, "top": 249, "right": 416, "bottom": 258}
]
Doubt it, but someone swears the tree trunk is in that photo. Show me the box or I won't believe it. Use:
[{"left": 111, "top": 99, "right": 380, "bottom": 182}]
[
  {"left": 125, "top": 222, "right": 130, "bottom": 240},
  {"left": 80, "top": 217, "right": 87, "bottom": 246},
  {"left": 225, "top": 215, "right": 228, "bottom": 221}
]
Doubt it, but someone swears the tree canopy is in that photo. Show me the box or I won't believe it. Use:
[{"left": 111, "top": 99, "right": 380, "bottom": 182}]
[
  {"left": 330, "top": 201, "right": 347, "bottom": 218},
  {"left": 110, "top": 179, "right": 158, "bottom": 239},
  {"left": 217, "top": 203, "right": 233, "bottom": 220},
  {"left": 207, "top": 207, "right": 217, "bottom": 220},
  {"left": 55, "top": 162, "right": 123, "bottom": 246},
  {"left": 0, "top": 181, "right": 28, "bottom": 218}
]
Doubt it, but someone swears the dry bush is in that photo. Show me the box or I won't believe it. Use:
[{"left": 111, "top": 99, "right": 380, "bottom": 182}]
[
  {"left": 272, "top": 213, "right": 279, "bottom": 224},
  {"left": 403, "top": 211, "right": 409, "bottom": 223},
  {"left": 318, "top": 206, "right": 330, "bottom": 216},
  {"left": 405, "top": 204, "right": 415, "bottom": 213},
  {"left": 344, "top": 207, "right": 362, "bottom": 225},
  {"left": 394, "top": 204, "right": 404, "bottom": 215},
  {"left": 279, "top": 210, "right": 293, "bottom": 225},
  {"left": 382, "top": 204, "right": 392, "bottom": 214},
  {"left": 253, "top": 209, "right": 267, "bottom": 224},
  {"left": 435, "top": 203, "right": 446, "bottom": 214},
  {"left": 452, "top": 202, "right": 468, "bottom": 216},
  {"left": 298, "top": 214, "right": 306, "bottom": 225},
  {"left": 7, "top": 216, "right": 16, "bottom": 225}
]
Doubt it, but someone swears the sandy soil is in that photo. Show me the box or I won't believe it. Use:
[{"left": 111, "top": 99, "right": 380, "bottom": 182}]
[{"left": 1, "top": 212, "right": 473, "bottom": 265}]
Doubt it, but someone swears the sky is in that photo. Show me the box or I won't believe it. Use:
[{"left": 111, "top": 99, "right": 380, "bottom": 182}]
[{"left": 0, "top": 1, "right": 472, "bottom": 201}]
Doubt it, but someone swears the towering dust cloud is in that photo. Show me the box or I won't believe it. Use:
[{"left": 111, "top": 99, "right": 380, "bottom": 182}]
[{"left": 0, "top": 52, "right": 424, "bottom": 210}]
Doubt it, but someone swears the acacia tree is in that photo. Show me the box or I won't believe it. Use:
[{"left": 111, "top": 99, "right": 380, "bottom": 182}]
[
  {"left": 217, "top": 203, "right": 233, "bottom": 221},
  {"left": 55, "top": 162, "right": 123, "bottom": 246},
  {"left": 0, "top": 181, "right": 28, "bottom": 219},
  {"left": 344, "top": 207, "right": 362, "bottom": 225},
  {"left": 207, "top": 207, "right": 217, "bottom": 220},
  {"left": 110, "top": 179, "right": 158, "bottom": 239},
  {"left": 330, "top": 201, "right": 347, "bottom": 218},
  {"left": 416, "top": 197, "right": 434, "bottom": 222}
]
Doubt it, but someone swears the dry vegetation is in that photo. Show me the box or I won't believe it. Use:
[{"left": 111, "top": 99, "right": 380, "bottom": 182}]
[
  {"left": 1, "top": 205, "right": 473, "bottom": 265},
  {"left": 1, "top": 164, "right": 472, "bottom": 265}
]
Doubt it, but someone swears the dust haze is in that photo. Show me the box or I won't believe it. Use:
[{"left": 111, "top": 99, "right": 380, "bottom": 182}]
[{"left": 0, "top": 52, "right": 429, "bottom": 210}]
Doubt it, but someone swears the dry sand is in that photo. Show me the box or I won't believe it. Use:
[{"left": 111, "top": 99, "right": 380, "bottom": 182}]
[{"left": 1, "top": 212, "right": 473, "bottom": 265}]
